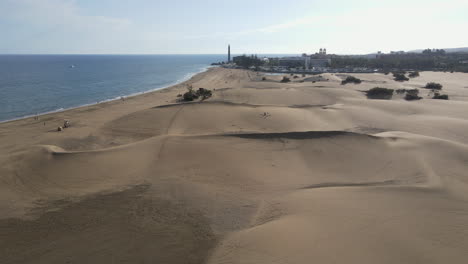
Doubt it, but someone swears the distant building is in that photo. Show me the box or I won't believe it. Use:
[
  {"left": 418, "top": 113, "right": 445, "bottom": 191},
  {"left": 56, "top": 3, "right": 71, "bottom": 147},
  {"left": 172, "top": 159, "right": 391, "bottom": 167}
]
[
  {"left": 277, "top": 57, "right": 330, "bottom": 69},
  {"left": 376, "top": 51, "right": 382, "bottom": 58},
  {"left": 312, "top": 48, "right": 329, "bottom": 60},
  {"left": 276, "top": 49, "right": 331, "bottom": 69},
  {"left": 228, "top": 45, "right": 231, "bottom": 63},
  {"left": 317, "top": 48, "right": 327, "bottom": 55},
  {"left": 278, "top": 57, "right": 307, "bottom": 68},
  {"left": 309, "top": 58, "right": 331, "bottom": 67}
]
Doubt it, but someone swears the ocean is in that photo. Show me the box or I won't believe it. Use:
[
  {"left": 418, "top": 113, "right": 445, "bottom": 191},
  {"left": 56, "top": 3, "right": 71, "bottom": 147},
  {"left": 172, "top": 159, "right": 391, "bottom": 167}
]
[{"left": 0, "top": 54, "right": 226, "bottom": 122}]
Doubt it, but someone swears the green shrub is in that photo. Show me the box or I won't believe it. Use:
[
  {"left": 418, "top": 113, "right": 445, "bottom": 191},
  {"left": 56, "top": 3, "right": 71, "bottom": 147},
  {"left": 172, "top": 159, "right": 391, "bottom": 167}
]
[
  {"left": 183, "top": 90, "right": 198, "bottom": 101},
  {"left": 341, "top": 76, "right": 362, "bottom": 85},
  {"left": 405, "top": 89, "right": 422, "bottom": 100},
  {"left": 424, "top": 82, "right": 443, "bottom": 90},
  {"left": 366, "top": 87, "right": 394, "bottom": 99},
  {"left": 197, "top": 88, "right": 212, "bottom": 100},
  {"left": 408, "top": 71, "right": 420, "bottom": 78},
  {"left": 396, "top": 89, "right": 407, "bottom": 94},
  {"left": 182, "top": 86, "right": 212, "bottom": 101},
  {"left": 393, "top": 73, "right": 409, "bottom": 82},
  {"left": 432, "top": 92, "right": 449, "bottom": 100}
]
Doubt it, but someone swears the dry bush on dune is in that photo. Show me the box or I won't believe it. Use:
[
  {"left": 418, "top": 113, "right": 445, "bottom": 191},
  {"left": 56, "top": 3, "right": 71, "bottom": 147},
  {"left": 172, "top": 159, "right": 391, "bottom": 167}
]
[
  {"left": 197, "top": 88, "right": 213, "bottom": 100},
  {"left": 341, "top": 76, "right": 362, "bottom": 85},
  {"left": 405, "top": 89, "right": 422, "bottom": 101},
  {"left": 433, "top": 92, "right": 449, "bottom": 100},
  {"left": 281, "top": 76, "right": 291, "bottom": 83},
  {"left": 424, "top": 82, "right": 443, "bottom": 90},
  {"left": 183, "top": 86, "right": 198, "bottom": 101},
  {"left": 396, "top": 89, "right": 407, "bottom": 94},
  {"left": 408, "top": 71, "right": 420, "bottom": 78},
  {"left": 182, "top": 86, "right": 212, "bottom": 101},
  {"left": 366, "top": 87, "right": 394, "bottom": 99},
  {"left": 393, "top": 72, "right": 409, "bottom": 82},
  {"left": 394, "top": 88, "right": 423, "bottom": 101}
]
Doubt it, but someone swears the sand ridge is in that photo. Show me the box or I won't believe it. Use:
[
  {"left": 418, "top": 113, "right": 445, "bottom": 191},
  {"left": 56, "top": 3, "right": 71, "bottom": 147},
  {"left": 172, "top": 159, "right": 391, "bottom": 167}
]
[{"left": 1, "top": 68, "right": 468, "bottom": 263}]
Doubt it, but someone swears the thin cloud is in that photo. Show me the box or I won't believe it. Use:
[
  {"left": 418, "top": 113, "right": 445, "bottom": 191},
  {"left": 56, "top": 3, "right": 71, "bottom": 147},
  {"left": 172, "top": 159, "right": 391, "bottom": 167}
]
[
  {"left": 1, "top": 0, "right": 132, "bottom": 32},
  {"left": 184, "top": 16, "right": 323, "bottom": 40},
  {"left": 256, "top": 17, "right": 322, "bottom": 33}
]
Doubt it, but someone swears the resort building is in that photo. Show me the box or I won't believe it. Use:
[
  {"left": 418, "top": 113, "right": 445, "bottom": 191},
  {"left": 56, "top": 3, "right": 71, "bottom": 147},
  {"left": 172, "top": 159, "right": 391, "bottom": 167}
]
[
  {"left": 278, "top": 57, "right": 308, "bottom": 68},
  {"left": 309, "top": 58, "right": 331, "bottom": 68},
  {"left": 278, "top": 49, "right": 331, "bottom": 69}
]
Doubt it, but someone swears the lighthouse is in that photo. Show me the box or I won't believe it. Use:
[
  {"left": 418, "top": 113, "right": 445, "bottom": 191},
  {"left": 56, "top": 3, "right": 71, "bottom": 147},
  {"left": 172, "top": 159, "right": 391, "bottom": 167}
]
[{"left": 228, "top": 45, "right": 231, "bottom": 63}]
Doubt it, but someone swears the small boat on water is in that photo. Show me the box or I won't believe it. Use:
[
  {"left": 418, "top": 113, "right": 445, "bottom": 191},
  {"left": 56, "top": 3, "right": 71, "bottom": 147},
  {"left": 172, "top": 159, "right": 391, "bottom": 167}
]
[{"left": 69, "top": 65, "right": 75, "bottom": 68}]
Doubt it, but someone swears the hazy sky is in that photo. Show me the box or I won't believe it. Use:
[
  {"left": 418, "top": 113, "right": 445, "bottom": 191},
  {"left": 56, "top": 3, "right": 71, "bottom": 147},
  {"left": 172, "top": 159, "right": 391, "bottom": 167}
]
[{"left": 1, "top": 0, "right": 467, "bottom": 54}]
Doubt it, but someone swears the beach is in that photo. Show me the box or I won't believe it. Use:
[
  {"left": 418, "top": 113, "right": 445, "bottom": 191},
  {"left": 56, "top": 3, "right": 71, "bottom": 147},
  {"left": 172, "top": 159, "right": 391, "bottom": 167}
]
[{"left": 1, "top": 67, "right": 468, "bottom": 263}]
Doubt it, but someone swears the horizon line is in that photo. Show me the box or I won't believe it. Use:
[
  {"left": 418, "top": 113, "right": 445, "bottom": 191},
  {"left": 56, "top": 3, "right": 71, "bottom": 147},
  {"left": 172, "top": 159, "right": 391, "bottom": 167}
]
[{"left": 0, "top": 53, "right": 300, "bottom": 55}]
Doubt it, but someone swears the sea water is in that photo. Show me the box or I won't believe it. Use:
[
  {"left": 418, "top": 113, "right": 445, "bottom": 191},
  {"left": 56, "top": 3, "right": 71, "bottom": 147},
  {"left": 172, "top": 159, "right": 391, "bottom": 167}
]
[{"left": 0, "top": 54, "right": 226, "bottom": 122}]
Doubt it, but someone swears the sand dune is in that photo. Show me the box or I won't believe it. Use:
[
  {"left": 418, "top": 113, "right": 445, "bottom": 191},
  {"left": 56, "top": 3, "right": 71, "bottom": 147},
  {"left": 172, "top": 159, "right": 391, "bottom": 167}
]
[{"left": 1, "top": 68, "right": 468, "bottom": 263}]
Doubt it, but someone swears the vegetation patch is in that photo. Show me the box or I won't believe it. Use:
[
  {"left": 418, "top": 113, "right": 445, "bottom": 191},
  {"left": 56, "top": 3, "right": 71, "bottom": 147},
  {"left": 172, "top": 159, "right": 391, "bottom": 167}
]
[
  {"left": 341, "top": 76, "right": 362, "bottom": 85},
  {"left": 395, "top": 89, "right": 407, "bottom": 94},
  {"left": 393, "top": 72, "right": 409, "bottom": 82},
  {"left": 424, "top": 82, "right": 443, "bottom": 90},
  {"left": 405, "top": 89, "right": 422, "bottom": 101},
  {"left": 432, "top": 92, "right": 449, "bottom": 100},
  {"left": 366, "top": 87, "right": 394, "bottom": 99},
  {"left": 233, "top": 55, "right": 263, "bottom": 68},
  {"left": 281, "top": 76, "right": 291, "bottom": 83},
  {"left": 408, "top": 71, "right": 420, "bottom": 78},
  {"left": 182, "top": 86, "right": 213, "bottom": 101}
]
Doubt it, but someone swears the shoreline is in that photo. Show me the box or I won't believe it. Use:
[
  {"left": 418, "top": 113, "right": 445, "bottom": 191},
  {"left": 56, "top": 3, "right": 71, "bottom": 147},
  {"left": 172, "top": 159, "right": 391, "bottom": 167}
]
[{"left": 0, "top": 65, "right": 215, "bottom": 124}]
